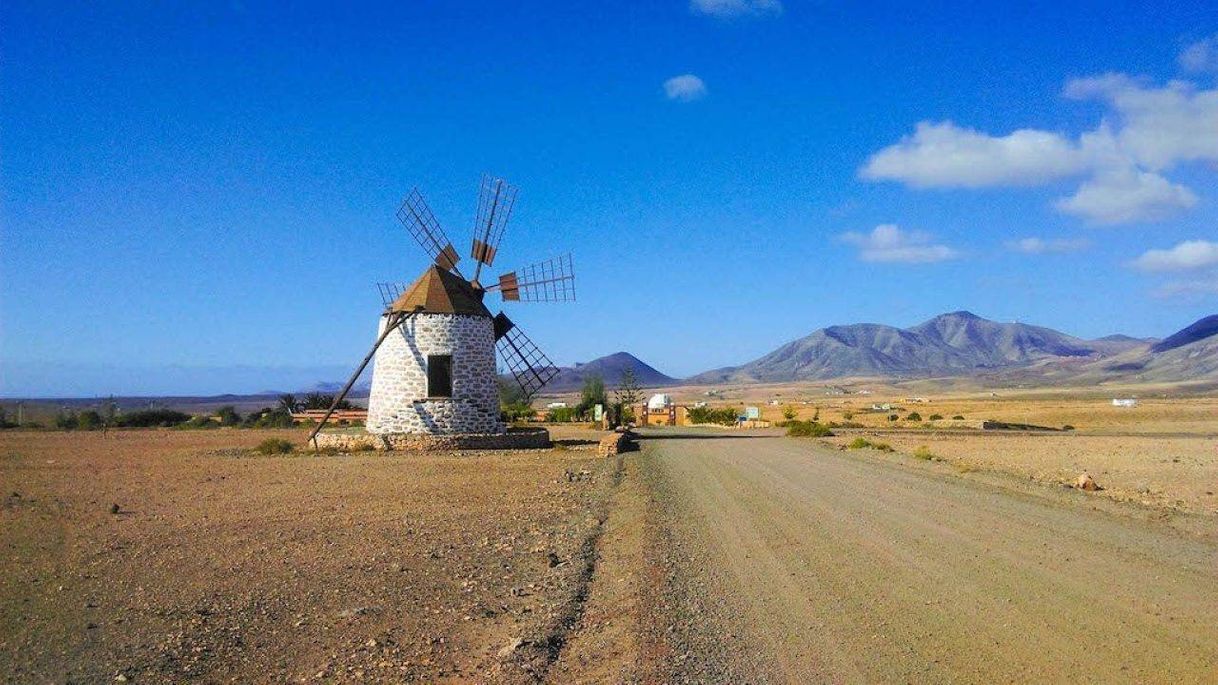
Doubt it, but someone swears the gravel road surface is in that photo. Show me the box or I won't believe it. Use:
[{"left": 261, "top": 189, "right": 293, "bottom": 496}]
[{"left": 639, "top": 429, "right": 1218, "bottom": 683}]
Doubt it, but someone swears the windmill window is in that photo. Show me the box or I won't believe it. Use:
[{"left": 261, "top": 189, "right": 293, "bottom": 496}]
[{"left": 427, "top": 355, "right": 453, "bottom": 398}]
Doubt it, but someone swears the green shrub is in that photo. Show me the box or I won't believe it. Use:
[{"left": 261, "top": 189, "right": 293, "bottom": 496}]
[
  {"left": 842, "top": 411, "right": 854, "bottom": 420},
  {"left": 55, "top": 412, "right": 78, "bottom": 430},
  {"left": 687, "top": 406, "right": 741, "bottom": 426},
  {"left": 912, "top": 445, "right": 936, "bottom": 461},
  {"left": 255, "top": 438, "right": 294, "bottom": 455},
  {"left": 545, "top": 407, "right": 577, "bottom": 423},
  {"left": 215, "top": 405, "right": 241, "bottom": 426},
  {"left": 847, "top": 437, "right": 893, "bottom": 452},
  {"left": 501, "top": 401, "right": 535, "bottom": 423},
  {"left": 179, "top": 414, "right": 219, "bottom": 429},
  {"left": 906, "top": 412, "right": 922, "bottom": 421},
  {"left": 887, "top": 414, "right": 899, "bottom": 422},
  {"left": 928, "top": 413, "right": 944, "bottom": 421},
  {"left": 76, "top": 411, "right": 103, "bottom": 430},
  {"left": 786, "top": 421, "right": 833, "bottom": 437},
  {"left": 782, "top": 405, "right": 798, "bottom": 421},
  {"left": 116, "top": 409, "right": 192, "bottom": 428},
  {"left": 952, "top": 414, "right": 965, "bottom": 420}
]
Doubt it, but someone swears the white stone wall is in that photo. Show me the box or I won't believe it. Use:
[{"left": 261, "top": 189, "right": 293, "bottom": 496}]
[{"left": 366, "top": 313, "right": 505, "bottom": 435}]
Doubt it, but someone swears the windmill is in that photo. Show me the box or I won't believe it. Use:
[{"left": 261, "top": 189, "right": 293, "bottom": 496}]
[{"left": 308, "top": 175, "right": 574, "bottom": 445}]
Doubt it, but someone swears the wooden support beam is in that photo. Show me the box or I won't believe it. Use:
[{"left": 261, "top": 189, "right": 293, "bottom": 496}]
[{"left": 307, "top": 310, "right": 413, "bottom": 449}]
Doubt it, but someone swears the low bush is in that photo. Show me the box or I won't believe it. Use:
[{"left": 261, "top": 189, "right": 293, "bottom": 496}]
[
  {"left": 952, "top": 414, "right": 965, "bottom": 420},
  {"left": 179, "top": 414, "right": 220, "bottom": 429},
  {"left": 782, "top": 405, "right": 798, "bottom": 421},
  {"left": 786, "top": 421, "right": 833, "bottom": 437},
  {"left": 254, "top": 438, "right": 294, "bottom": 455},
  {"left": 906, "top": 411, "right": 922, "bottom": 421},
  {"left": 847, "top": 437, "right": 893, "bottom": 452},
  {"left": 928, "top": 413, "right": 944, "bottom": 421},
  {"left": 1062, "top": 424, "right": 1075, "bottom": 431},
  {"left": 545, "top": 407, "right": 578, "bottom": 422},
  {"left": 912, "top": 445, "right": 937, "bottom": 461},
  {"left": 116, "top": 409, "right": 192, "bottom": 428},
  {"left": 887, "top": 414, "right": 899, "bottom": 422},
  {"left": 215, "top": 405, "right": 241, "bottom": 426},
  {"left": 687, "top": 406, "right": 741, "bottom": 426},
  {"left": 842, "top": 411, "right": 854, "bottom": 420},
  {"left": 501, "top": 401, "right": 535, "bottom": 423}
]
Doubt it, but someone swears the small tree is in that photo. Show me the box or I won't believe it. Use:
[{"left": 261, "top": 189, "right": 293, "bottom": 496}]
[
  {"left": 613, "top": 368, "right": 643, "bottom": 427},
  {"left": 575, "top": 374, "right": 607, "bottom": 419},
  {"left": 906, "top": 411, "right": 922, "bottom": 422},
  {"left": 76, "top": 410, "right": 103, "bottom": 430},
  {"left": 782, "top": 405, "right": 798, "bottom": 421},
  {"left": 277, "top": 394, "right": 299, "bottom": 414},
  {"left": 216, "top": 405, "right": 241, "bottom": 426}
]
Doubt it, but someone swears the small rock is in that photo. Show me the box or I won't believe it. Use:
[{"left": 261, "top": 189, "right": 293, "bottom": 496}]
[
  {"left": 114, "top": 675, "right": 128, "bottom": 683},
  {"left": 546, "top": 552, "right": 561, "bottom": 568},
  {"left": 1075, "top": 473, "right": 1101, "bottom": 491},
  {"left": 110, "top": 503, "right": 121, "bottom": 514},
  {"left": 497, "top": 638, "right": 524, "bottom": 658}
]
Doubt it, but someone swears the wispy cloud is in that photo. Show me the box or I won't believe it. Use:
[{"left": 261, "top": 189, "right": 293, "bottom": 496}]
[
  {"left": 840, "top": 224, "right": 959, "bottom": 264},
  {"left": 663, "top": 74, "right": 707, "bottom": 102},
  {"left": 1180, "top": 34, "right": 1218, "bottom": 73},
  {"left": 690, "top": 0, "right": 782, "bottom": 18},
  {"left": 1005, "top": 237, "right": 1090, "bottom": 254},
  {"left": 860, "top": 55, "right": 1218, "bottom": 225},
  {"left": 1130, "top": 240, "right": 1218, "bottom": 272}
]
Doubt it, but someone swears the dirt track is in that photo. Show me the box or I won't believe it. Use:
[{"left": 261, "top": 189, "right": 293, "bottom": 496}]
[{"left": 638, "top": 429, "right": 1218, "bottom": 683}]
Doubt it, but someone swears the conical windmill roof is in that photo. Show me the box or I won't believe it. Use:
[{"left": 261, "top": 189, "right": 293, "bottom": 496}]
[{"left": 390, "top": 265, "right": 493, "bottom": 317}]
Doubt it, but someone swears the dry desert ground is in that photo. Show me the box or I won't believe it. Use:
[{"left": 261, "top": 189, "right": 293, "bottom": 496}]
[{"left": 2, "top": 394, "right": 1217, "bottom": 683}]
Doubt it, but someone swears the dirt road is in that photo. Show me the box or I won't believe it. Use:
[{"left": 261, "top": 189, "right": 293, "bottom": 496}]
[{"left": 638, "top": 429, "right": 1218, "bottom": 683}]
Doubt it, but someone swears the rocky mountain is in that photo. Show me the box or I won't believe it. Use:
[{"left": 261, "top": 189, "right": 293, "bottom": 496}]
[
  {"left": 1151, "top": 315, "right": 1218, "bottom": 353},
  {"left": 545, "top": 352, "right": 677, "bottom": 392},
  {"left": 689, "top": 311, "right": 1127, "bottom": 383}
]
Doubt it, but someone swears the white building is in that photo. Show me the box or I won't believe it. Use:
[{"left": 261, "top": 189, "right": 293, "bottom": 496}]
[
  {"left": 367, "top": 266, "right": 504, "bottom": 435},
  {"left": 1112, "top": 398, "right": 1138, "bottom": 408},
  {"left": 647, "top": 394, "right": 673, "bottom": 411}
]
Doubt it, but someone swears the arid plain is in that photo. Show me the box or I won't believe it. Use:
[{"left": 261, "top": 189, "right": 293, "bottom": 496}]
[{"left": 2, "top": 388, "right": 1216, "bottom": 683}]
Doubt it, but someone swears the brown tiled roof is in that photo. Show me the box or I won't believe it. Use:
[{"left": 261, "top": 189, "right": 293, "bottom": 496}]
[{"left": 390, "top": 265, "right": 492, "bottom": 317}]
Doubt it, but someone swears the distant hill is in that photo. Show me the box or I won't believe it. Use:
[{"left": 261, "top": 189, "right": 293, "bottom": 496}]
[
  {"left": 689, "top": 311, "right": 1127, "bottom": 383},
  {"left": 1151, "top": 315, "right": 1218, "bottom": 353},
  {"left": 545, "top": 352, "right": 677, "bottom": 391}
]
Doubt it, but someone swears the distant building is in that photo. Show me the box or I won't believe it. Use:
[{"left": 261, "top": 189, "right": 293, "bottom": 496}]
[
  {"left": 647, "top": 394, "right": 673, "bottom": 410},
  {"left": 1112, "top": 398, "right": 1138, "bottom": 408}
]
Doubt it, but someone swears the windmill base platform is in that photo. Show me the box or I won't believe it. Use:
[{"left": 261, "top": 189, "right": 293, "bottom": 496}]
[{"left": 313, "top": 426, "right": 550, "bottom": 453}]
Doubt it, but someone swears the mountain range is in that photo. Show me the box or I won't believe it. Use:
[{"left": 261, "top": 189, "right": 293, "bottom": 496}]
[
  {"left": 686, "top": 311, "right": 1160, "bottom": 384},
  {"left": 302, "top": 311, "right": 1217, "bottom": 394}
]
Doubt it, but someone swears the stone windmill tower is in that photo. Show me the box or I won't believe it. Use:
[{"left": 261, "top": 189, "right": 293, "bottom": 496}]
[{"left": 308, "top": 175, "right": 575, "bottom": 443}]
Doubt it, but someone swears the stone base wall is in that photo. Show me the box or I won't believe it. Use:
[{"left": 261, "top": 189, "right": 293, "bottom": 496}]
[{"left": 314, "top": 427, "right": 551, "bottom": 452}]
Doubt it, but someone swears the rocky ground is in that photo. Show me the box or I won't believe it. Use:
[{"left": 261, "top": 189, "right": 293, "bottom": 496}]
[
  {"left": 0, "top": 428, "right": 615, "bottom": 683},
  {"left": 3, "top": 424, "right": 1216, "bottom": 683}
]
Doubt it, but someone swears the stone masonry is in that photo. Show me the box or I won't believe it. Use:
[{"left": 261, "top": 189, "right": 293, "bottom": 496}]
[{"left": 367, "top": 312, "right": 505, "bottom": 435}]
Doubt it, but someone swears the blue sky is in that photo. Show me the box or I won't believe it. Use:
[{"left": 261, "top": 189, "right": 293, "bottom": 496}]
[{"left": 3, "top": 1, "right": 1217, "bottom": 396}]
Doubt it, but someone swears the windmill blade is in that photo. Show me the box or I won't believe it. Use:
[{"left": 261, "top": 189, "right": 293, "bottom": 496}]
[
  {"left": 397, "top": 188, "right": 461, "bottom": 272},
  {"left": 376, "top": 282, "right": 410, "bottom": 308},
  {"left": 491, "top": 253, "right": 575, "bottom": 303},
  {"left": 470, "top": 175, "right": 518, "bottom": 283},
  {"left": 495, "top": 313, "right": 559, "bottom": 400}
]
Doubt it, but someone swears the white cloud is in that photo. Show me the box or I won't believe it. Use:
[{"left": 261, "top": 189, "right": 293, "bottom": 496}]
[
  {"left": 840, "top": 224, "right": 959, "bottom": 263},
  {"left": 1055, "top": 167, "right": 1196, "bottom": 224},
  {"left": 1131, "top": 240, "right": 1218, "bottom": 272},
  {"left": 1064, "top": 74, "right": 1218, "bottom": 171},
  {"left": 663, "top": 74, "right": 707, "bottom": 102},
  {"left": 1180, "top": 34, "right": 1218, "bottom": 73},
  {"left": 861, "top": 59, "right": 1218, "bottom": 225},
  {"left": 860, "top": 121, "right": 1086, "bottom": 188},
  {"left": 1006, "top": 237, "right": 1090, "bottom": 254},
  {"left": 690, "top": 0, "right": 782, "bottom": 18}
]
